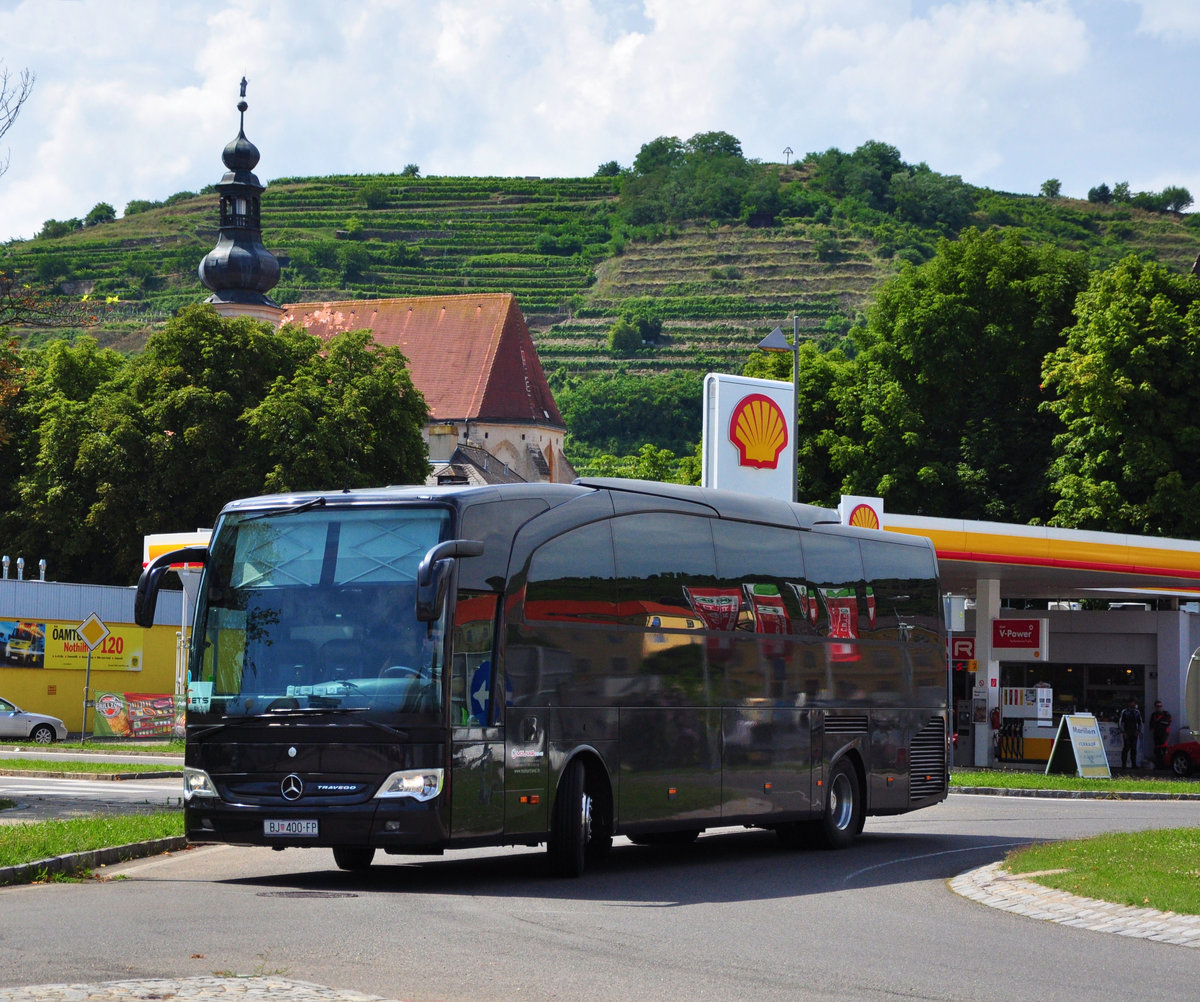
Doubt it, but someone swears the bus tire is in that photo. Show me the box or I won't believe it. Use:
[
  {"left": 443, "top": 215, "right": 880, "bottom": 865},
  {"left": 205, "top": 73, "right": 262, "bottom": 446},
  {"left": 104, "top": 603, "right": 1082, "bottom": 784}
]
[
  {"left": 332, "top": 846, "right": 375, "bottom": 871},
  {"left": 814, "top": 759, "right": 862, "bottom": 850},
  {"left": 549, "top": 759, "right": 591, "bottom": 877}
]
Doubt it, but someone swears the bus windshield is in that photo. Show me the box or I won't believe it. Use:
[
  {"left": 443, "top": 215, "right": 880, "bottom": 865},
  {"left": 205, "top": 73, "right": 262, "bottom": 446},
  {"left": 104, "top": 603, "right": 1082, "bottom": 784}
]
[{"left": 189, "top": 505, "right": 451, "bottom": 721}]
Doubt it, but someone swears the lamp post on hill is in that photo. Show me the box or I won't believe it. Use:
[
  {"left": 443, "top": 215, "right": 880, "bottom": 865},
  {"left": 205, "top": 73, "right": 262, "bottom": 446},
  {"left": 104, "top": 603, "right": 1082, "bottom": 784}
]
[{"left": 756, "top": 317, "right": 800, "bottom": 503}]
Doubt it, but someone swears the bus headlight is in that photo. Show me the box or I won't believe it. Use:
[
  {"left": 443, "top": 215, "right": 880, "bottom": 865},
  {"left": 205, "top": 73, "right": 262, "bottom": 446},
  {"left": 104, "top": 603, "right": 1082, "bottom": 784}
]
[
  {"left": 183, "top": 766, "right": 217, "bottom": 800},
  {"left": 375, "top": 768, "right": 443, "bottom": 801}
]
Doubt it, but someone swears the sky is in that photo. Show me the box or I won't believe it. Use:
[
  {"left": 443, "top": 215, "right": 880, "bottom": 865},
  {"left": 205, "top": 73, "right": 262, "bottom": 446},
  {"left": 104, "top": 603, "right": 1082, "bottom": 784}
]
[{"left": 1, "top": 0, "right": 1199, "bottom": 243}]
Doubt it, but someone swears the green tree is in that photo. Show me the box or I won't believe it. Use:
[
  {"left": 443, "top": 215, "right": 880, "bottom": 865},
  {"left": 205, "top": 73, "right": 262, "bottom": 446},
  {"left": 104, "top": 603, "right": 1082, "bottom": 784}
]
[
  {"left": 9, "top": 306, "right": 430, "bottom": 583},
  {"left": 1087, "top": 183, "right": 1112, "bottom": 204},
  {"left": 244, "top": 328, "right": 428, "bottom": 493},
  {"left": 1042, "top": 256, "right": 1200, "bottom": 535},
  {"left": 889, "top": 166, "right": 974, "bottom": 229},
  {"left": 123, "top": 198, "right": 161, "bottom": 216},
  {"left": 84, "top": 202, "right": 116, "bottom": 226},
  {"left": 608, "top": 317, "right": 641, "bottom": 355},
  {"left": 362, "top": 181, "right": 389, "bottom": 210},
  {"left": 37, "top": 218, "right": 81, "bottom": 239},
  {"left": 9, "top": 337, "right": 132, "bottom": 580},
  {"left": 843, "top": 228, "right": 1088, "bottom": 521},
  {"left": 1039, "top": 179, "right": 1062, "bottom": 198},
  {"left": 401, "top": 163, "right": 420, "bottom": 178},
  {"left": 1161, "top": 185, "right": 1193, "bottom": 212},
  {"left": 744, "top": 341, "right": 858, "bottom": 506},
  {"left": 337, "top": 242, "right": 370, "bottom": 281},
  {"left": 594, "top": 160, "right": 622, "bottom": 177},
  {"left": 631, "top": 135, "right": 684, "bottom": 175},
  {"left": 557, "top": 372, "right": 703, "bottom": 456}
]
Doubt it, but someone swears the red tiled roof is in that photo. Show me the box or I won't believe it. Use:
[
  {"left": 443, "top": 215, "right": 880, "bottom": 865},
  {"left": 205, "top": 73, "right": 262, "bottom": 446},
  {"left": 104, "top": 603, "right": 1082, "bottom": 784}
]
[{"left": 280, "top": 293, "right": 564, "bottom": 427}]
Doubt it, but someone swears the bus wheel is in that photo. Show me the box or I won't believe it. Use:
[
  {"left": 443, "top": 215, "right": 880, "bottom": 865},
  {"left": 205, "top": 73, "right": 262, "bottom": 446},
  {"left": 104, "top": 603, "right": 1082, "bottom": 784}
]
[
  {"left": 549, "top": 759, "right": 592, "bottom": 877},
  {"left": 815, "top": 760, "right": 863, "bottom": 850},
  {"left": 332, "top": 846, "right": 375, "bottom": 871}
]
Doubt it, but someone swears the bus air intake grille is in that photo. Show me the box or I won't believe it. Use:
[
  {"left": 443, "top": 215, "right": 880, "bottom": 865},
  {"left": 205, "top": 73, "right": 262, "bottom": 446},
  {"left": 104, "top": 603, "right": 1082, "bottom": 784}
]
[
  {"left": 909, "top": 717, "right": 947, "bottom": 799},
  {"left": 825, "top": 715, "right": 868, "bottom": 734}
]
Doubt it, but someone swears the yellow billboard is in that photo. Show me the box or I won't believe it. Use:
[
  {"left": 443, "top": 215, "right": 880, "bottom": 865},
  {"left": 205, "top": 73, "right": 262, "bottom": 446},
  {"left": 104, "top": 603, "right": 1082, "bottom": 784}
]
[{"left": 1, "top": 619, "right": 144, "bottom": 671}]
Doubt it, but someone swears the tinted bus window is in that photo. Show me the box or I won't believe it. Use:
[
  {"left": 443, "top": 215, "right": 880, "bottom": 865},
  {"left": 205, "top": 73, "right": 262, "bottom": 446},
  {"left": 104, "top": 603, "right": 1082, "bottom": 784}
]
[
  {"left": 858, "top": 537, "right": 941, "bottom": 642},
  {"left": 525, "top": 520, "right": 616, "bottom": 623},
  {"left": 713, "top": 520, "right": 811, "bottom": 635},
  {"left": 612, "top": 513, "right": 717, "bottom": 629},
  {"left": 800, "top": 532, "right": 867, "bottom": 636},
  {"left": 452, "top": 591, "right": 499, "bottom": 725}
]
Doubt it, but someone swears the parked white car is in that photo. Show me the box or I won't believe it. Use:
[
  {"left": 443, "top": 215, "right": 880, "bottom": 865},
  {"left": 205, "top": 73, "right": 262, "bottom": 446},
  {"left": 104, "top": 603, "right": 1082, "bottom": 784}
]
[{"left": 0, "top": 696, "right": 67, "bottom": 743}]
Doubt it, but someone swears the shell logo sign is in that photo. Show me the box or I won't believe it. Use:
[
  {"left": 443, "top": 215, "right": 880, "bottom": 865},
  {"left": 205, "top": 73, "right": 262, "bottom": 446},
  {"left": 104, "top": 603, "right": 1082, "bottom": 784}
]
[
  {"left": 702, "top": 373, "right": 794, "bottom": 499},
  {"left": 846, "top": 503, "right": 880, "bottom": 529},
  {"left": 838, "top": 495, "right": 884, "bottom": 530},
  {"left": 728, "top": 393, "right": 788, "bottom": 469}
]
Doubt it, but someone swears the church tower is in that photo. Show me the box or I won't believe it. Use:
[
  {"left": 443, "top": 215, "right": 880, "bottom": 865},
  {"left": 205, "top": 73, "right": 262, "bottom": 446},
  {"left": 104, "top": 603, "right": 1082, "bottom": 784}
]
[{"left": 198, "top": 79, "right": 282, "bottom": 323}]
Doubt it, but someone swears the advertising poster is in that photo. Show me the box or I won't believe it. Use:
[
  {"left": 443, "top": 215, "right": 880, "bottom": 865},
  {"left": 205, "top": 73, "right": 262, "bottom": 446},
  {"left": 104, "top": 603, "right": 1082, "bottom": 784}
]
[
  {"left": 0, "top": 619, "right": 143, "bottom": 671},
  {"left": 92, "top": 691, "right": 185, "bottom": 738},
  {"left": 0, "top": 620, "right": 45, "bottom": 666}
]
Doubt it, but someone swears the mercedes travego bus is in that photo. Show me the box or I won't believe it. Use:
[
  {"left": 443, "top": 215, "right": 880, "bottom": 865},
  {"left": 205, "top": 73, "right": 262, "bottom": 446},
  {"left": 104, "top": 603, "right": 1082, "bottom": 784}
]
[{"left": 136, "top": 478, "right": 950, "bottom": 876}]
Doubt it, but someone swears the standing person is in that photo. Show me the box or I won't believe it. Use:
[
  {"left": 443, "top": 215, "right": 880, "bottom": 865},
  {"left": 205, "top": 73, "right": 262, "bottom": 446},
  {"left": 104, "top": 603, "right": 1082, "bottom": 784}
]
[
  {"left": 1149, "top": 700, "right": 1173, "bottom": 770},
  {"left": 1119, "top": 698, "right": 1143, "bottom": 769}
]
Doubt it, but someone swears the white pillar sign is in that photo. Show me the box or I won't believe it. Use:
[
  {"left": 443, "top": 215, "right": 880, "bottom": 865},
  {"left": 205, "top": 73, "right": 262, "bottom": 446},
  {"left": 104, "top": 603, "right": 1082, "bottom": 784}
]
[{"left": 701, "top": 373, "right": 795, "bottom": 500}]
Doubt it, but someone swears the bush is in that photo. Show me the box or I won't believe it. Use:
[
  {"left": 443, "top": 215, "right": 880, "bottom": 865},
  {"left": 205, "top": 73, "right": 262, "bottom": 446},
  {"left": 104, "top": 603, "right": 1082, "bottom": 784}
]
[
  {"left": 37, "top": 218, "right": 81, "bottom": 239},
  {"left": 123, "top": 199, "right": 161, "bottom": 216},
  {"left": 362, "top": 182, "right": 390, "bottom": 210},
  {"left": 85, "top": 202, "right": 116, "bottom": 227},
  {"left": 608, "top": 317, "right": 641, "bottom": 355}
]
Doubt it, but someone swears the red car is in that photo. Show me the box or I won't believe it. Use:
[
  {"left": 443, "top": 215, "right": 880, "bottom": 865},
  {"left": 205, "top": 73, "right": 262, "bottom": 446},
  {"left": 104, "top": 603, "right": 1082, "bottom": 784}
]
[{"left": 1167, "top": 738, "right": 1200, "bottom": 777}]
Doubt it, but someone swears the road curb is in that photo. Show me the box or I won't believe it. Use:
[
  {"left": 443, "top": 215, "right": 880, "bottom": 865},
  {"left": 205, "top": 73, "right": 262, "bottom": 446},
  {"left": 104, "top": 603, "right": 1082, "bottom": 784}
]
[
  {"left": 0, "top": 836, "right": 190, "bottom": 887},
  {"left": 950, "top": 786, "right": 1200, "bottom": 801}
]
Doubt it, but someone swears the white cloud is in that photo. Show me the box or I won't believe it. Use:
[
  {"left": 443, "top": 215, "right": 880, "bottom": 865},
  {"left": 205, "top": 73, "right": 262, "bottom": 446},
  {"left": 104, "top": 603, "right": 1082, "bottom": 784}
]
[
  {"left": 0, "top": 0, "right": 1198, "bottom": 243},
  {"left": 1124, "top": 0, "right": 1200, "bottom": 41}
]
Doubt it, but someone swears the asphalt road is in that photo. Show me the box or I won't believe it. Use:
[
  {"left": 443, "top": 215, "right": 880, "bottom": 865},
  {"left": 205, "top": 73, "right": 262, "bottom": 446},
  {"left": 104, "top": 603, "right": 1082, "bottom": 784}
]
[
  {"left": 0, "top": 774, "right": 183, "bottom": 821},
  {"left": 2, "top": 794, "right": 1199, "bottom": 1002}
]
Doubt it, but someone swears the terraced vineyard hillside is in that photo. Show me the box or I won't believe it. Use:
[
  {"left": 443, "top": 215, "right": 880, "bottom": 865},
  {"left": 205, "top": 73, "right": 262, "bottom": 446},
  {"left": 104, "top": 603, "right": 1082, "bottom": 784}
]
[
  {"left": 537, "top": 223, "right": 887, "bottom": 376},
  {"left": 4, "top": 169, "right": 1200, "bottom": 387}
]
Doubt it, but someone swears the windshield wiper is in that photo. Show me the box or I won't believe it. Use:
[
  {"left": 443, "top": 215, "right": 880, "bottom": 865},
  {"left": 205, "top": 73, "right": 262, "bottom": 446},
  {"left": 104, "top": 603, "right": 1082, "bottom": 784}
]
[{"left": 241, "top": 495, "right": 327, "bottom": 522}]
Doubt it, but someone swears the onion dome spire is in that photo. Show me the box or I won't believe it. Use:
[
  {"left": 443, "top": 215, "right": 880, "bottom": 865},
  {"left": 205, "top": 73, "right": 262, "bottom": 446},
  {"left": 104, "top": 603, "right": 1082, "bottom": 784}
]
[{"left": 198, "top": 78, "right": 282, "bottom": 321}]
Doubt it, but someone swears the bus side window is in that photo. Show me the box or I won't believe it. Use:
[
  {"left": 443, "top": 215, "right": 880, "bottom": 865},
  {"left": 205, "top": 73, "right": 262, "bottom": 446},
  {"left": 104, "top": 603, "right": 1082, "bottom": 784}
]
[
  {"left": 800, "top": 532, "right": 866, "bottom": 637},
  {"left": 712, "top": 520, "right": 808, "bottom": 634},
  {"left": 858, "top": 537, "right": 941, "bottom": 641},
  {"left": 524, "top": 521, "right": 616, "bottom": 624},
  {"left": 452, "top": 592, "right": 499, "bottom": 725},
  {"left": 611, "top": 513, "right": 716, "bottom": 628}
]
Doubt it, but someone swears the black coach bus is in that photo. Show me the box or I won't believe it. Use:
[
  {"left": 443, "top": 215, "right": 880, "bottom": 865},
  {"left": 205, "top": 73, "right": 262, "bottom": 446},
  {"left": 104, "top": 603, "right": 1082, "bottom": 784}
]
[{"left": 136, "top": 478, "right": 949, "bottom": 876}]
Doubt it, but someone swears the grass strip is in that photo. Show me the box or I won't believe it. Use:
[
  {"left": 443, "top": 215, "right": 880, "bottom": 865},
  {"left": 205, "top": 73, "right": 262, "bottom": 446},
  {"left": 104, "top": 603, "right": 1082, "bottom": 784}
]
[
  {"left": 0, "top": 757, "right": 181, "bottom": 775},
  {"left": 1004, "top": 827, "right": 1200, "bottom": 916},
  {"left": 0, "top": 812, "right": 184, "bottom": 868},
  {"left": 951, "top": 769, "right": 1197, "bottom": 796}
]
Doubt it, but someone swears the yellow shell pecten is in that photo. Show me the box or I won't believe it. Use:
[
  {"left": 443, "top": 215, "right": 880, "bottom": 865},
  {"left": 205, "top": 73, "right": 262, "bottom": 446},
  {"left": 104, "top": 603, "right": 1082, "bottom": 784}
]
[{"left": 730, "top": 394, "right": 787, "bottom": 468}]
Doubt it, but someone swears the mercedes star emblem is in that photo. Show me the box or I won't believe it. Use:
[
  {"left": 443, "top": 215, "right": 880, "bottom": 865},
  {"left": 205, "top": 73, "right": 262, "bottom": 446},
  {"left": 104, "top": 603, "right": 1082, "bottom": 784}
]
[{"left": 280, "top": 773, "right": 304, "bottom": 801}]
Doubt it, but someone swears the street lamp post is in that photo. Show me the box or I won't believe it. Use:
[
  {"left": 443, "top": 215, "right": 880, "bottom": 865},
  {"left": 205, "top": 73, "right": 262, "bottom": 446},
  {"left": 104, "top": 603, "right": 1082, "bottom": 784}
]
[{"left": 756, "top": 316, "right": 800, "bottom": 503}]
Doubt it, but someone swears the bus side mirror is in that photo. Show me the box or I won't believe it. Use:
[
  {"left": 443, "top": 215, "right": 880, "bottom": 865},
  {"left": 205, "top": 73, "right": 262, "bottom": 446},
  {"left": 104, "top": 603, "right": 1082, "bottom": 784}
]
[
  {"left": 416, "top": 539, "right": 484, "bottom": 622},
  {"left": 134, "top": 546, "right": 209, "bottom": 627}
]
